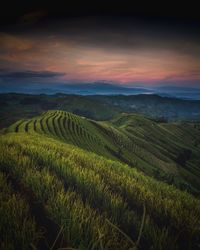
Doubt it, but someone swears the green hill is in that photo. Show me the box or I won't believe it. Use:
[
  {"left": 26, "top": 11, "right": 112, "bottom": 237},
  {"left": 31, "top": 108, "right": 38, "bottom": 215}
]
[
  {"left": 7, "top": 110, "right": 200, "bottom": 195},
  {"left": 0, "top": 132, "right": 199, "bottom": 249}
]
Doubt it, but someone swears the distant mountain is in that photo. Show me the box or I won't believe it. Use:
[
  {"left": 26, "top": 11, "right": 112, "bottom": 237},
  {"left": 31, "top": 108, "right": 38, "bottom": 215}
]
[
  {"left": 56, "top": 82, "right": 153, "bottom": 95},
  {"left": 154, "top": 85, "right": 200, "bottom": 100},
  {"left": 0, "top": 81, "right": 153, "bottom": 95},
  {"left": 1, "top": 81, "right": 200, "bottom": 99}
]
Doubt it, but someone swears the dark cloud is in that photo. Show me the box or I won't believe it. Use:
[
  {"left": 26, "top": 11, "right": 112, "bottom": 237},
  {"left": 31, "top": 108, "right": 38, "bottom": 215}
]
[
  {"left": 0, "top": 70, "right": 65, "bottom": 79},
  {"left": 1, "top": 1, "right": 200, "bottom": 28},
  {"left": 13, "top": 16, "right": 199, "bottom": 60},
  {"left": 19, "top": 10, "right": 48, "bottom": 25}
]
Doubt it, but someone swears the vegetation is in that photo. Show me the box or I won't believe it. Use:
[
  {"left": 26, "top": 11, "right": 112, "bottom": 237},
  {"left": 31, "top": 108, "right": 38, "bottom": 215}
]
[
  {"left": 0, "top": 132, "right": 200, "bottom": 249},
  {"left": 0, "top": 172, "right": 40, "bottom": 249},
  {"left": 1, "top": 108, "right": 200, "bottom": 249},
  {"left": 6, "top": 110, "right": 200, "bottom": 195}
]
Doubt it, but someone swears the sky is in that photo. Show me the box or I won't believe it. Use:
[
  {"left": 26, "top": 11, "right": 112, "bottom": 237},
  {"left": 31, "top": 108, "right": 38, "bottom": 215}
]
[{"left": 0, "top": 2, "right": 200, "bottom": 88}]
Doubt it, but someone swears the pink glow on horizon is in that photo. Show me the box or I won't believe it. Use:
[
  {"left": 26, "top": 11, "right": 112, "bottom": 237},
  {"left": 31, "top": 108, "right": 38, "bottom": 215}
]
[{"left": 0, "top": 33, "right": 200, "bottom": 85}]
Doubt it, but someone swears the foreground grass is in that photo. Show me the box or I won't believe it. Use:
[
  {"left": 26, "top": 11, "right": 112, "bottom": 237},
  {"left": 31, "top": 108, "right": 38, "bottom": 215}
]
[
  {"left": 0, "top": 132, "right": 199, "bottom": 249},
  {"left": 0, "top": 172, "right": 40, "bottom": 249}
]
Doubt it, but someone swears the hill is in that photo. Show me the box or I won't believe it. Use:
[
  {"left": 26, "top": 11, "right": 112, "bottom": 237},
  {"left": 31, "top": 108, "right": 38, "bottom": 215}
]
[
  {"left": 1, "top": 93, "right": 200, "bottom": 129},
  {"left": 6, "top": 110, "right": 200, "bottom": 195},
  {"left": 0, "top": 132, "right": 200, "bottom": 249}
]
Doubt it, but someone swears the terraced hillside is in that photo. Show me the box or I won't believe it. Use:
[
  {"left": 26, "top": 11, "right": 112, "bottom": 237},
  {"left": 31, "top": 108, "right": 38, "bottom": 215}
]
[
  {"left": 0, "top": 132, "right": 200, "bottom": 249},
  {"left": 7, "top": 110, "right": 200, "bottom": 195},
  {"left": 7, "top": 110, "right": 117, "bottom": 160},
  {"left": 110, "top": 114, "right": 200, "bottom": 194}
]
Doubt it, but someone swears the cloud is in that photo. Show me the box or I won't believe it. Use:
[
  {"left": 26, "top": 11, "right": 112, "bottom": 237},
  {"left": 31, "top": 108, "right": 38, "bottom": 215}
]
[
  {"left": 0, "top": 70, "right": 66, "bottom": 79},
  {"left": 19, "top": 10, "right": 48, "bottom": 25},
  {"left": 0, "top": 18, "right": 199, "bottom": 85},
  {"left": 0, "top": 33, "right": 33, "bottom": 52}
]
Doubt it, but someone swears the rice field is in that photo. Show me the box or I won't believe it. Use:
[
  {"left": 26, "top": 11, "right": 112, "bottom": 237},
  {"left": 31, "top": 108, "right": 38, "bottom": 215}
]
[
  {"left": 6, "top": 110, "right": 200, "bottom": 195},
  {"left": 0, "top": 131, "right": 200, "bottom": 249}
]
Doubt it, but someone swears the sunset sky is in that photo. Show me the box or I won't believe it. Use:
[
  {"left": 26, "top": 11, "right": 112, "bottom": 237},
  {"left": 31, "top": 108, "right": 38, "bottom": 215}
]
[{"left": 0, "top": 3, "right": 200, "bottom": 88}]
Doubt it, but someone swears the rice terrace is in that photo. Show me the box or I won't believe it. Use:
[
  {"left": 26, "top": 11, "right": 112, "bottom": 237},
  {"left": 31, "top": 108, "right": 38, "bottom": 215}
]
[{"left": 0, "top": 107, "right": 200, "bottom": 249}]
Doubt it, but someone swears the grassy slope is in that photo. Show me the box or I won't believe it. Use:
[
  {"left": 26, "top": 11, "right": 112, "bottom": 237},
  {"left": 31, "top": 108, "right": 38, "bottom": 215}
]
[
  {"left": 6, "top": 110, "right": 200, "bottom": 195},
  {"left": 0, "top": 132, "right": 200, "bottom": 249}
]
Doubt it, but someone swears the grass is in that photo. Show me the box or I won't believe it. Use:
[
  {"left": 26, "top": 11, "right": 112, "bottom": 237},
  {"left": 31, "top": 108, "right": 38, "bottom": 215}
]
[
  {"left": 0, "top": 172, "right": 40, "bottom": 249},
  {"left": 0, "top": 132, "right": 200, "bottom": 249},
  {"left": 6, "top": 110, "right": 200, "bottom": 195}
]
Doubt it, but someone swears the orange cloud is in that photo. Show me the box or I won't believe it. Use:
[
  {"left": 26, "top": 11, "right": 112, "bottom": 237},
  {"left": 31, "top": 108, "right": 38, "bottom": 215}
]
[{"left": 0, "top": 33, "right": 33, "bottom": 51}]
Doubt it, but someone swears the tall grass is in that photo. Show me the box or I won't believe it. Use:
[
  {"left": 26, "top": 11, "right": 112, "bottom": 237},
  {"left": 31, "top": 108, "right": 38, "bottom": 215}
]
[
  {"left": 0, "top": 132, "right": 200, "bottom": 249},
  {"left": 0, "top": 172, "right": 40, "bottom": 250}
]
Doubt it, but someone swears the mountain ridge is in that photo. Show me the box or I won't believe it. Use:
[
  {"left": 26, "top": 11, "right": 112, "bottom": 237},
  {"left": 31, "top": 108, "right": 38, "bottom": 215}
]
[{"left": 1, "top": 82, "right": 200, "bottom": 99}]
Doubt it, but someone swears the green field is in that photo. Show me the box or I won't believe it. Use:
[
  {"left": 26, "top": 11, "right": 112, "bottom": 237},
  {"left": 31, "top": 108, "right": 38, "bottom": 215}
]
[
  {"left": 6, "top": 110, "right": 200, "bottom": 195},
  {"left": 1, "top": 110, "right": 200, "bottom": 249}
]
